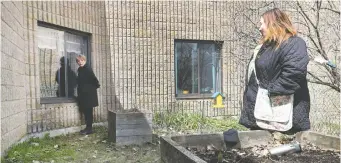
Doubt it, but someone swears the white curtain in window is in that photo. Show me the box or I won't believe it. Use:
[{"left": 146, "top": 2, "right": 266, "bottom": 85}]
[
  {"left": 37, "top": 26, "right": 64, "bottom": 52},
  {"left": 37, "top": 26, "right": 64, "bottom": 98}
]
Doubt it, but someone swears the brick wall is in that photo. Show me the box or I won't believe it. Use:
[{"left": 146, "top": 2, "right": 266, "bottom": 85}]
[
  {"left": 106, "top": 1, "right": 248, "bottom": 116},
  {"left": 1, "top": 1, "right": 27, "bottom": 155},
  {"left": 23, "top": 1, "right": 110, "bottom": 134},
  {"left": 1, "top": 1, "right": 111, "bottom": 154},
  {"left": 106, "top": 1, "right": 279, "bottom": 116},
  {"left": 34, "top": 103, "right": 105, "bottom": 132}
]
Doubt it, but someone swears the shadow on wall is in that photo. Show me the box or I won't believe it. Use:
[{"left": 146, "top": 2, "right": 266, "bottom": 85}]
[{"left": 104, "top": 40, "right": 153, "bottom": 145}]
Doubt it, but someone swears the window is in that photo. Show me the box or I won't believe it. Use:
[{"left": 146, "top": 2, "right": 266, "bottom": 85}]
[
  {"left": 37, "top": 23, "right": 90, "bottom": 103},
  {"left": 175, "top": 40, "right": 223, "bottom": 98}
]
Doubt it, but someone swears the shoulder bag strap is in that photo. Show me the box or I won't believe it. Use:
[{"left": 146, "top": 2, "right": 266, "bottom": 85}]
[{"left": 250, "top": 44, "right": 262, "bottom": 85}]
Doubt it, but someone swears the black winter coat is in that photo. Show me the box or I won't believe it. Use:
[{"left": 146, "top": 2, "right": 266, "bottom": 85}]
[
  {"left": 77, "top": 64, "right": 100, "bottom": 109},
  {"left": 239, "top": 36, "right": 311, "bottom": 132}
]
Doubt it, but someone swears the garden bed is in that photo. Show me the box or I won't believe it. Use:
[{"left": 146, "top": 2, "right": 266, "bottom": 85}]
[
  {"left": 108, "top": 109, "right": 153, "bottom": 146},
  {"left": 160, "top": 131, "right": 340, "bottom": 163},
  {"left": 188, "top": 143, "right": 340, "bottom": 163}
]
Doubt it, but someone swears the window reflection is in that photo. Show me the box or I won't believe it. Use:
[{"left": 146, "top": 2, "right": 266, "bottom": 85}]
[
  {"left": 38, "top": 26, "right": 89, "bottom": 99},
  {"left": 175, "top": 40, "right": 222, "bottom": 97}
]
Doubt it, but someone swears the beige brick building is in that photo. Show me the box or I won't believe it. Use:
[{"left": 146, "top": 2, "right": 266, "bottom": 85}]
[
  {"left": 1, "top": 1, "right": 110, "bottom": 154},
  {"left": 1, "top": 1, "right": 339, "bottom": 154}
]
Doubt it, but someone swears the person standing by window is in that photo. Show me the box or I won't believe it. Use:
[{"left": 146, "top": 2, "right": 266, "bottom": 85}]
[
  {"left": 76, "top": 54, "right": 100, "bottom": 135},
  {"left": 239, "top": 8, "right": 310, "bottom": 133}
]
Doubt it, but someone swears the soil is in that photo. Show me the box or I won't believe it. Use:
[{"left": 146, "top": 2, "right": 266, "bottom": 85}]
[{"left": 187, "top": 145, "right": 340, "bottom": 163}]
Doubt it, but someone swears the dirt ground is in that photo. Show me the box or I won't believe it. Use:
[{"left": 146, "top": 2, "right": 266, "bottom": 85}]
[{"left": 188, "top": 146, "right": 340, "bottom": 163}]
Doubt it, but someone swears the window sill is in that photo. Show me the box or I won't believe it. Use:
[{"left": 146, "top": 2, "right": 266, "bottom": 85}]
[
  {"left": 40, "top": 97, "right": 77, "bottom": 104},
  {"left": 175, "top": 94, "right": 214, "bottom": 100}
]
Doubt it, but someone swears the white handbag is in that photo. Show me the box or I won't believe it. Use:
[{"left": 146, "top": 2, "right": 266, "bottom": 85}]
[{"left": 250, "top": 45, "right": 294, "bottom": 132}]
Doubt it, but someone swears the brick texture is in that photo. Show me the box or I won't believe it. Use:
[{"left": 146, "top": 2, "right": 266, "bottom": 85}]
[
  {"left": 1, "top": 1, "right": 27, "bottom": 155},
  {"left": 106, "top": 1, "right": 244, "bottom": 115},
  {"left": 1, "top": 1, "right": 111, "bottom": 154}
]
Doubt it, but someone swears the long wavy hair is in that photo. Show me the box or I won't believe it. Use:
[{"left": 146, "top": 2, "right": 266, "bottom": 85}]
[{"left": 260, "top": 8, "right": 297, "bottom": 49}]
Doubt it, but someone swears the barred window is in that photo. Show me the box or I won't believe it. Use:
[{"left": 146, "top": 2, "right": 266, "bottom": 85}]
[{"left": 175, "top": 40, "right": 223, "bottom": 98}]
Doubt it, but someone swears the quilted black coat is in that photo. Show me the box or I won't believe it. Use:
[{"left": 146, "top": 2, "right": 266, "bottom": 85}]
[
  {"left": 239, "top": 36, "right": 311, "bottom": 133},
  {"left": 77, "top": 64, "right": 100, "bottom": 109}
]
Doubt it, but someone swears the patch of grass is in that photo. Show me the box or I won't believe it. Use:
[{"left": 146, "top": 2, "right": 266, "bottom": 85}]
[
  {"left": 153, "top": 111, "right": 247, "bottom": 132},
  {"left": 2, "top": 112, "right": 246, "bottom": 163},
  {"left": 2, "top": 133, "right": 75, "bottom": 163},
  {"left": 2, "top": 126, "right": 160, "bottom": 163}
]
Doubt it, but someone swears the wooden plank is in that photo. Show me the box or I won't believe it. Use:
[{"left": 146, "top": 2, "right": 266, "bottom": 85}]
[
  {"left": 160, "top": 136, "right": 206, "bottom": 163},
  {"left": 115, "top": 123, "right": 152, "bottom": 130},
  {"left": 114, "top": 112, "right": 152, "bottom": 118},
  {"left": 113, "top": 112, "right": 153, "bottom": 125},
  {"left": 116, "top": 128, "right": 152, "bottom": 137},
  {"left": 108, "top": 111, "right": 116, "bottom": 142},
  {"left": 108, "top": 111, "right": 153, "bottom": 145},
  {"left": 115, "top": 113, "right": 152, "bottom": 123},
  {"left": 115, "top": 135, "right": 153, "bottom": 146},
  {"left": 116, "top": 118, "right": 152, "bottom": 125},
  {"left": 114, "top": 111, "right": 153, "bottom": 116}
]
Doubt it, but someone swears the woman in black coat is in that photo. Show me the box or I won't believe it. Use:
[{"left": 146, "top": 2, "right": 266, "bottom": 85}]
[
  {"left": 239, "top": 8, "right": 310, "bottom": 133},
  {"left": 76, "top": 54, "right": 100, "bottom": 135}
]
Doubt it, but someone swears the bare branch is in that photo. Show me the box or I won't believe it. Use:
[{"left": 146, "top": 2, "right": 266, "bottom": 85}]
[
  {"left": 327, "top": 0, "right": 336, "bottom": 9},
  {"left": 296, "top": 1, "right": 316, "bottom": 29},
  {"left": 320, "top": 7, "right": 341, "bottom": 15},
  {"left": 294, "top": 21, "right": 310, "bottom": 28},
  {"left": 307, "top": 79, "right": 340, "bottom": 92},
  {"left": 248, "top": 1, "right": 276, "bottom": 11},
  {"left": 316, "top": 1, "right": 321, "bottom": 27},
  {"left": 297, "top": 1, "right": 329, "bottom": 60},
  {"left": 307, "top": 71, "right": 324, "bottom": 82},
  {"left": 306, "top": 33, "right": 327, "bottom": 59},
  {"left": 228, "top": 1, "right": 340, "bottom": 92}
]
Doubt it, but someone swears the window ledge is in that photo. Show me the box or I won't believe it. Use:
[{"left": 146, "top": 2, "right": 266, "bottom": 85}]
[
  {"left": 40, "top": 97, "right": 77, "bottom": 104},
  {"left": 176, "top": 94, "right": 214, "bottom": 100}
]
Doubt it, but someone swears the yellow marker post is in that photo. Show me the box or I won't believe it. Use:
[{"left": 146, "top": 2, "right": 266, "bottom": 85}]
[{"left": 212, "top": 92, "right": 225, "bottom": 108}]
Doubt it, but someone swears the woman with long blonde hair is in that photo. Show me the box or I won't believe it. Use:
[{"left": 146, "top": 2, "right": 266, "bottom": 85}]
[{"left": 239, "top": 8, "right": 310, "bottom": 133}]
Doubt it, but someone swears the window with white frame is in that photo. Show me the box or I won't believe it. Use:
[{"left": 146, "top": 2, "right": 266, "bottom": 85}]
[
  {"left": 175, "top": 40, "right": 223, "bottom": 98},
  {"left": 37, "top": 23, "right": 90, "bottom": 102}
]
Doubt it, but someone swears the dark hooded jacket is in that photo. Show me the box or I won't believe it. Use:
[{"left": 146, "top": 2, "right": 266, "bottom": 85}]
[
  {"left": 77, "top": 64, "right": 100, "bottom": 109},
  {"left": 239, "top": 36, "right": 311, "bottom": 132}
]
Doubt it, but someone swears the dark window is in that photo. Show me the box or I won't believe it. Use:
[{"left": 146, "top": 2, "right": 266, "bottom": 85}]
[
  {"left": 37, "top": 25, "right": 90, "bottom": 103},
  {"left": 175, "top": 40, "right": 223, "bottom": 98}
]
